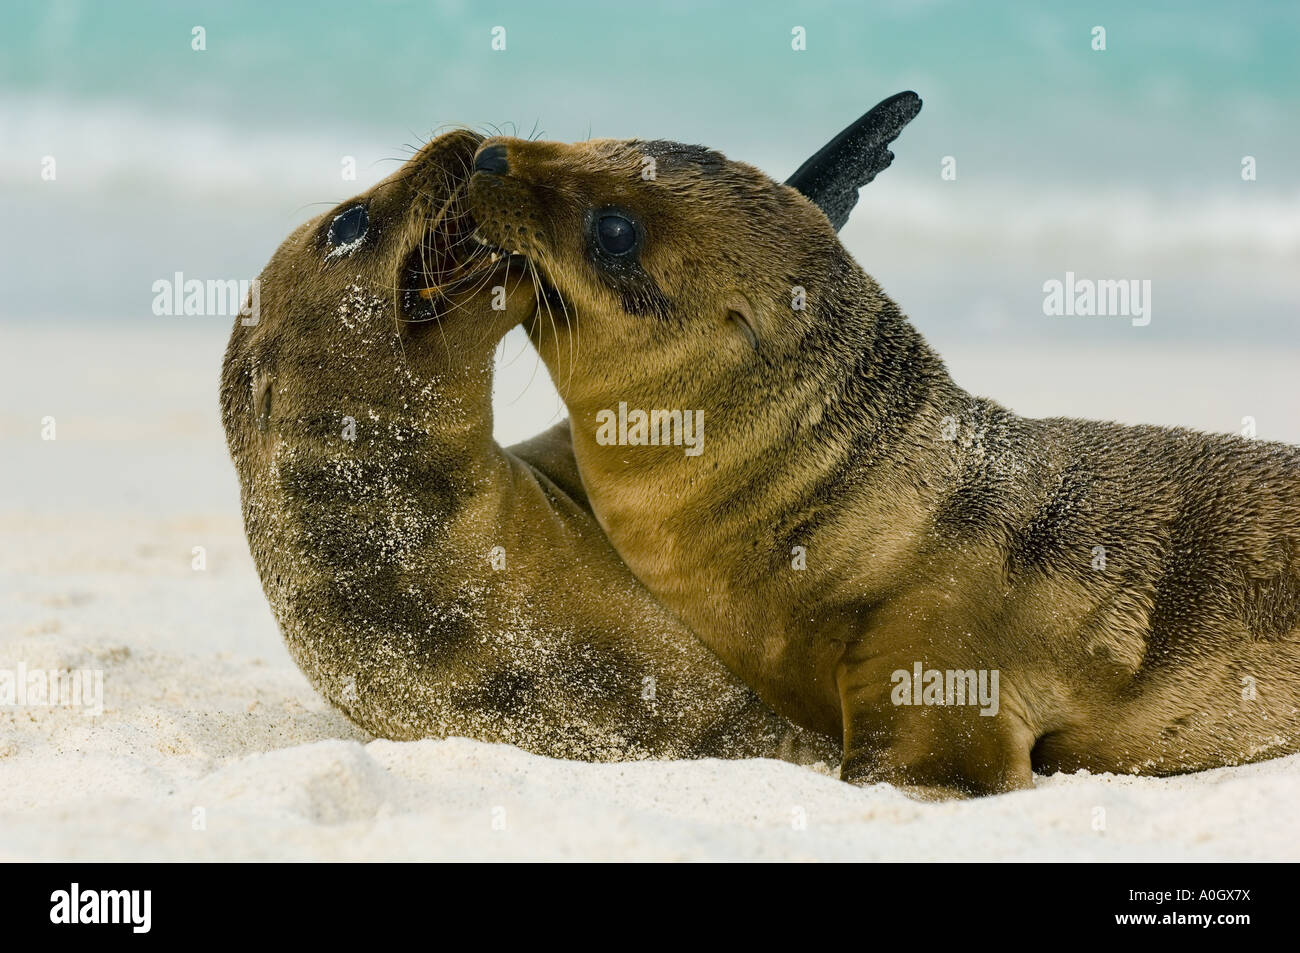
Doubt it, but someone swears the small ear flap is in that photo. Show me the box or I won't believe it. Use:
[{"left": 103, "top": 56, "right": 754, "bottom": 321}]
[
  {"left": 726, "top": 292, "right": 759, "bottom": 352},
  {"left": 785, "top": 90, "right": 922, "bottom": 231},
  {"left": 253, "top": 369, "right": 274, "bottom": 434}
]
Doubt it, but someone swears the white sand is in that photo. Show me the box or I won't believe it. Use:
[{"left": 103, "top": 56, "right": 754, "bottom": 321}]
[{"left": 2, "top": 323, "right": 1298, "bottom": 861}]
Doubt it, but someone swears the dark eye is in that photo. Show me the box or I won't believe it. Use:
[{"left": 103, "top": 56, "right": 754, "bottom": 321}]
[
  {"left": 328, "top": 205, "right": 369, "bottom": 248},
  {"left": 596, "top": 213, "right": 637, "bottom": 256}
]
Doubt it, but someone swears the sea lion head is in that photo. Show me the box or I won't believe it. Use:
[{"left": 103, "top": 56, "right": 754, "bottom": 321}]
[
  {"left": 222, "top": 128, "right": 539, "bottom": 447},
  {"left": 464, "top": 93, "right": 921, "bottom": 411},
  {"left": 218, "top": 129, "right": 546, "bottom": 730}
]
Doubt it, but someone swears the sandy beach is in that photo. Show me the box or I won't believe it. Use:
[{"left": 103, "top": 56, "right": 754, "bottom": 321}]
[{"left": 2, "top": 321, "right": 1298, "bottom": 861}]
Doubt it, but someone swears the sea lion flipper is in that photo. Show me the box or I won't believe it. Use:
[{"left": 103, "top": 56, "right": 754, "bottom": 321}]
[
  {"left": 785, "top": 90, "right": 922, "bottom": 231},
  {"left": 507, "top": 419, "right": 591, "bottom": 508},
  {"left": 836, "top": 643, "right": 1035, "bottom": 797}
]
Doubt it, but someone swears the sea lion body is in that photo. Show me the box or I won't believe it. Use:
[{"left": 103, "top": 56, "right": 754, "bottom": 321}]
[
  {"left": 467, "top": 132, "right": 1300, "bottom": 794},
  {"left": 220, "top": 130, "right": 833, "bottom": 763}
]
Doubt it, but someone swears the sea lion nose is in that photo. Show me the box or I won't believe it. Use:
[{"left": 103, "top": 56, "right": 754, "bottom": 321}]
[{"left": 474, "top": 144, "right": 510, "bottom": 175}]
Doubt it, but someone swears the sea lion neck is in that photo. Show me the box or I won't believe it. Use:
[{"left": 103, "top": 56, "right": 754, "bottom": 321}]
[
  {"left": 567, "top": 258, "right": 964, "bottom": 536},
  {"left": 791, "top": 268, "right": 966, "bottom": 478}
]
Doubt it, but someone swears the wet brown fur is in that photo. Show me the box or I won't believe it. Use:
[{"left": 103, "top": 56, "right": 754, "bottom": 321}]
[
  {"left": 468, "top": 134, "right": 1300, "bottom": 796},
  {"left": 220, "top": 130, "right": 835, "bottom": 764}
]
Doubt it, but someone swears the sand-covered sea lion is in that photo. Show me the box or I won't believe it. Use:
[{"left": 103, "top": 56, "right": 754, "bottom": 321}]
[
  {"left": 466, "top": 95, "right": 1300, "bottom": 795},
  {"left": 220, "top": 129, "right": 837, "bottom": 763}
]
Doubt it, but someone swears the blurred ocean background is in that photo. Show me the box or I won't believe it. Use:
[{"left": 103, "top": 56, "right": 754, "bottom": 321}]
[{"left": 2, "top": 0, "right": 1299, "bottom": 451}]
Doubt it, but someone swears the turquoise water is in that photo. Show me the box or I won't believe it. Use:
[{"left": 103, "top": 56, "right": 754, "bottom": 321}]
[
  {"left": 3, "top": 1, "right": 1297, "bottom": 340},
  {"left": 6, "top": 0, "right": 1298, "bottom": 182}
]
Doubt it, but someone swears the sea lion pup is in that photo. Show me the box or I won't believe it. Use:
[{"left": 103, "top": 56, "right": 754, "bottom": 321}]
[
  {"left": 466, "top": 95, "right": 1300, "bottom": 796},
  {"left": 220, "top": 129, "right": 837, "bottom": 763}
]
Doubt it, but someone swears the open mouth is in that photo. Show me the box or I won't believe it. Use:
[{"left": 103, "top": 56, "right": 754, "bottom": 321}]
[
  {"left": 399, "top": 195, "right": 526, "bottom": 322},
  {"left": 399, "top": 183, "right": 571, "bottom": 330}
]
